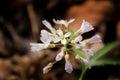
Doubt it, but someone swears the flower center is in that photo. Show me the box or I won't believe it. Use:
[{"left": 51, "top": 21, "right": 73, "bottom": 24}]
[{"left": 60, "top": 36, "right": 64, "bottom": 40}]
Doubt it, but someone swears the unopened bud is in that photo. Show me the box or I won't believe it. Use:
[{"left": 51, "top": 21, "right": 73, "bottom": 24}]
[
  {"left": 48, "top": 44, "right": 56, "bottom": 48},
  {"left": 47, "top": 63, "right": 53, "bottom": 68},
  {"left": 65, "top": 54, "right": 69, "bottom": 60},
  {"left": 82, "top": 39, "right": 89, "bottom": 44},
  {"left": 43, "top": 63, "right": 53, "bottom": 74},
  {"left": 75, "top": 55, "right": 81, "bottom": 60},
  {"left": 71, "top": 40, "right": 74, "bottom": 43},
  {"left": 74, "top": 31, "right": 80, "bottom": 36},
  {"left": 62, "top": 47, "right": 66, "bottom": 51},
  {"left": 51, "top": 29, "right": 56, "bottom": 35}
]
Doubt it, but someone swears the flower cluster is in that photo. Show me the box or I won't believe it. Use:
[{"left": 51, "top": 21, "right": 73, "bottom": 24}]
[{"left": 30, "top": 19, "right": 102, "bottom": 74}]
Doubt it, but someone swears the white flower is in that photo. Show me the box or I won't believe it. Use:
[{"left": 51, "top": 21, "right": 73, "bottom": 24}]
[
  {"left": 55, "top": 49, "right": 64, "bottom": 61},
  {"left": 54, "top": 29, "right": 71, "bottom": 45},
  {"left": 40, "top": 30, "right": 54, "bottom": 48},
  {"left": 30, "top": 43, "right": 45, "bottom": 52},
  {"left": 30, "top": 30, "right": 54, "bottom": 52},
  {"left": 77, "top": 20, "right": 94, "bottom": 34},
  {"left": 73, "top": 35, "right": 85, "bottom": 48},
  {"left": 40, "top": 30, "right": 52, "bottom": 42},
  {"left": 88, "top": 34, "right": 102, "bottom": 44},
  {"left": 43, "top": 63, "right": 53, "bottom": 74},
  {"left": 53, "top": 19, "right": 75, "bottom": 27},
  {"left": 30, "top": 18, "right": 103, "bottom": 74},
  {"left": 65, "top": 54, "right": 73, "bottom": 73},
  {"left": 74, "top": 35, "right": 83, "bottom": 42}
]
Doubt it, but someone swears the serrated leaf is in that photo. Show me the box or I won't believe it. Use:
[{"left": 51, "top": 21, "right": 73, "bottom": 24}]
[
  {"left": 91, "top": 57, "right": 120, "bottom": 66},
  {"left": 91, "top": 41, "right": 120, "bottom": 61},
  {"left": 73, "top": 48, "right": 85, "bottom": 58}
]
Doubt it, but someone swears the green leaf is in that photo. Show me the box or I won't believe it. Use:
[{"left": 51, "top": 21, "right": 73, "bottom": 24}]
[
  {"left": 73, "top": 48, "right": 85, "bottom": 58},
  {"left": 91, "top": 57, "right": 120, "bottom": 66},
  {"left": 91, "top": 41, "right": 120, "bottom": 61}
]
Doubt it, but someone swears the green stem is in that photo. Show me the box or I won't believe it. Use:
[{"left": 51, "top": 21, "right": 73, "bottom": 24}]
[{"left": 79, "top": 68, "right": 87, "bottom": 80}]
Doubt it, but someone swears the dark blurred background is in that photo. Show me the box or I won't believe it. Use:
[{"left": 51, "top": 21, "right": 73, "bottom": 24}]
[{"left": 0, "top": 0, "right": 120, "bottom": 80}]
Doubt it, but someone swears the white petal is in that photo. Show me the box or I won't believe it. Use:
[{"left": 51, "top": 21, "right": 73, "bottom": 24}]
[
  {"left": 65, "top": 60, "right": 73, "bottom": 73},
  {"left": 44, "top": 38, "right": 53, "bottom": 48},
  {"left": 89, "top": 34, "right": 102, "bottom": 44},
  {"left": 40, "top": 30, "right": 52, "bottom": 43},
  {"left": 40, "top": 35, "right": 52, "bottom": 44},
  {"left": 40, "top": 30, "right": 51, "bottom": 38},
  {"left": 40, "top": 36, "right": 49, "bottom": 43},
  {"left": 40, "top": 30, "right": 54, "bottom": 44},
  {"left": 42, "top": 20, "right": 53, "bottom": 31},
  {"left": 57, "top": 29, "right": 63, "bottom": 36},
  {"left": 64, "top": 19, "right": 75, "bottom": 27},
  {"left": 53, "top": 19, "right": 74, "bottom": 27},
  {"left": 53, "top": 19, "right": 65, "bottom": 25},
  {"left": 61, "top": 39, "right": 67, "bottom": 45},
  {"left": 53, "top": 37, "right": 61, "bottom": 43},
  {"left": 55, "top": 50, "right": 64, "bottom": 61},
  {"left": 64, "top": 32, "right": 71, "bottom": 38},
  {"left": 67, "top": 19, "right": 75, "bottom": 24},
  {"left": 41, "top": 30, "right": 51, "bottom": 36},
  {"left": 75, "top": 42, "right": 85, "bottom": 48},
  {"left": 30, "top": 43, "right": 45, "bottom": 52},
  {"left": 74, "top": 35, "right": 83, "bottom": 43},
  {"left": 79, "top": 20, "right": 94, "bottom": 34}
]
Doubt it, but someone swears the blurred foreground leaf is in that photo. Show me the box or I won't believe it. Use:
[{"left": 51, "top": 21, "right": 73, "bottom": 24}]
[
  {"left": 91, "top": 41, "right": 120, "bottom": 61},
  {"left": 91, "top": 41, "right": 120, "bottom": 67},
  {"left": 91, "top": 57, "right": 120, "bottom": 66}
]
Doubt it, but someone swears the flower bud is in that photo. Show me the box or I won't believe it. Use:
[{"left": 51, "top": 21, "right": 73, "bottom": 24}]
[
  {"left": 71, "top": 40, "right": 74, "bottom": 44},
  {"left": 64, "top": 54, "right": 73, "bottom": 73},
  {"left": 55, "top": 49, "right": 64, "bottom": 61},
  {"left": 82, "top": 39, "right": 89, "bottom": 44},
  {"left": 65, "top": 54, "right": 69, "bottom": 61},
  {"left": 48, "top": 44, "right": 56, "bottom": 48},
  {"left": 75, "top": 55, "right": 81, "bottom": 60},
  {"left": 43, "top": 63, "right": 53, "bottom": 74},
  {"left": 62, "top": 47, "right": 66, "bottom": 51}
]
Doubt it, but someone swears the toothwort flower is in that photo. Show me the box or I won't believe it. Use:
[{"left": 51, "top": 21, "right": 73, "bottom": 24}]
[
  {"left": 73, "top": 35, "right": 86, "bottom": 48},
  {"left": 76, "top": 20, "right": 94, "bottom": 35},
  {"left": 30, "top": 18, "right": 102, "bottom": 74},
  {"left": 54, "top": 29, "right": 71, "bottom": 45},
  {"left": 40, "top": 30, "right": 54, "bottom": 48}
]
